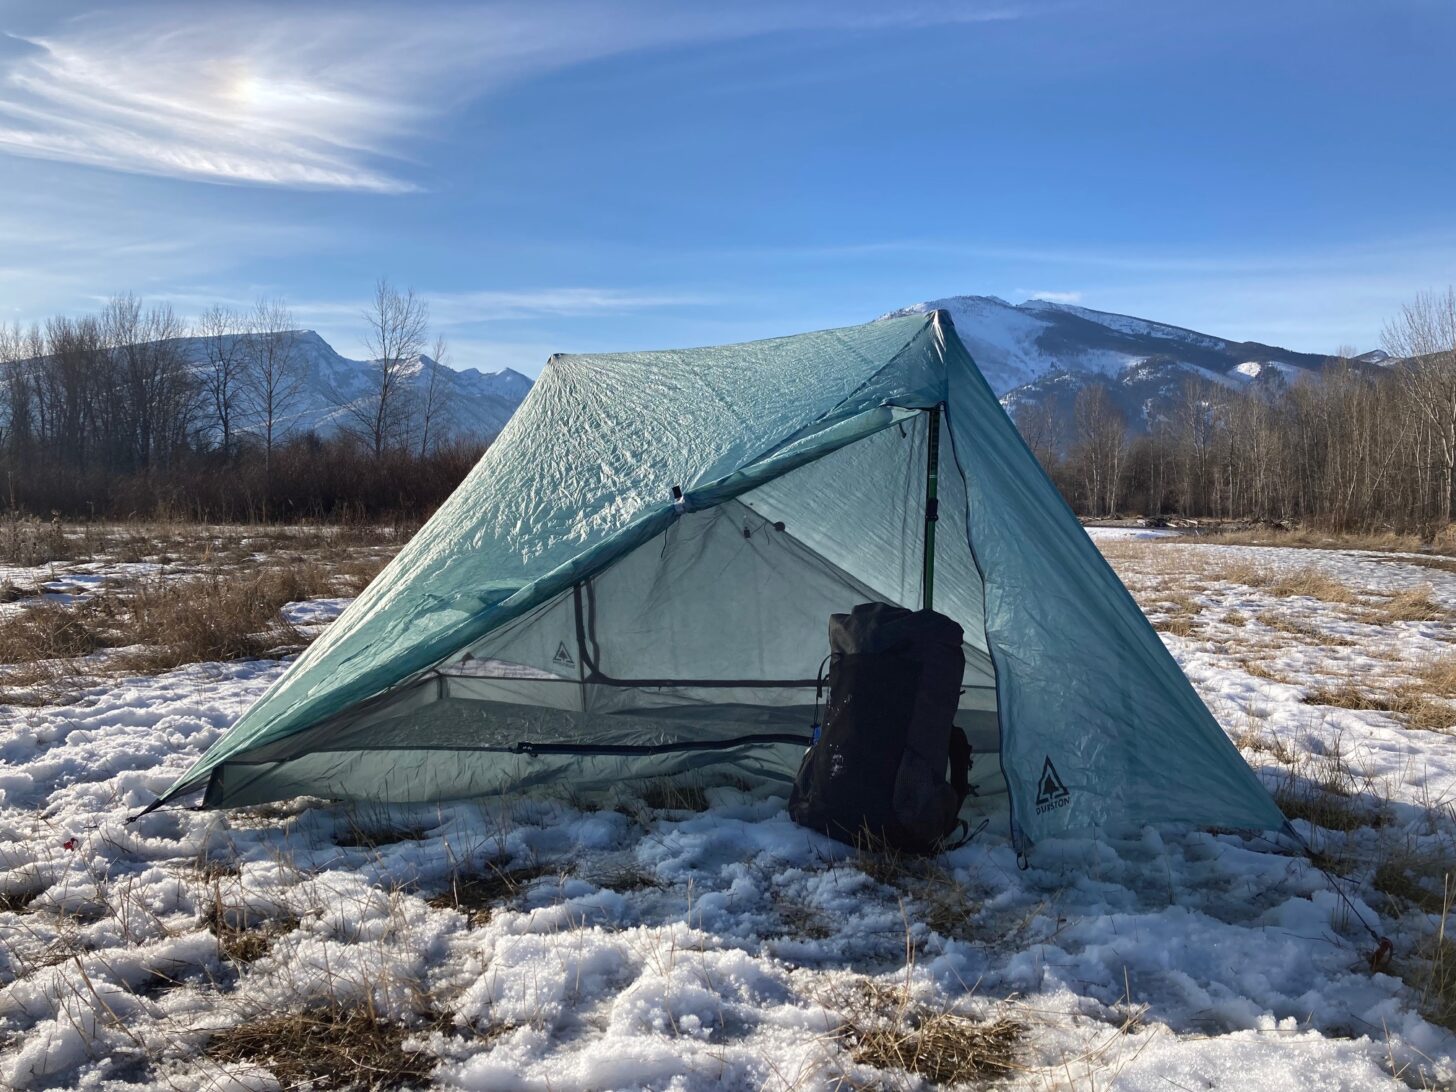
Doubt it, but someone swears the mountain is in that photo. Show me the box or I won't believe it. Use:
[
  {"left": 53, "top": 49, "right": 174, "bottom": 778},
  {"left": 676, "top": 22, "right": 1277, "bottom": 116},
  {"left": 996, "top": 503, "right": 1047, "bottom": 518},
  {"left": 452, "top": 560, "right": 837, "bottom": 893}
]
[
  {"left": 880, "top": 295, "right": 1351, "bottom": 434},
  {"left": 179, "top": 330, "right": 533, "bottom": 443}
]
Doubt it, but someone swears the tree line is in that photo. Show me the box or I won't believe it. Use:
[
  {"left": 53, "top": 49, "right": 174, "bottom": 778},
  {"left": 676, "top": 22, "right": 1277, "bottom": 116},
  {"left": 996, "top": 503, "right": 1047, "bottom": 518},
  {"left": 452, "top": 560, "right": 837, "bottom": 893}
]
[
  {"left": 4, "top": 281, "right": 1454, "bottom": 534},
  {"left": 0, "top": 281, "right": 479, "bottom": 520},
  {"left": 1022, "top": 288, "right": 1456, "bottom": 538}
]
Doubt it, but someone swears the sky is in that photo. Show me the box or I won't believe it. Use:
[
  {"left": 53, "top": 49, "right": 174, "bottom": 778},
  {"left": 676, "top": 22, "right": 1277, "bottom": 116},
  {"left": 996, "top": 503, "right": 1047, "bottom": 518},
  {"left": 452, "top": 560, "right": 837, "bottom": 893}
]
[{"left": 0, "top": 0, "right": 1452, "bottom": 375}]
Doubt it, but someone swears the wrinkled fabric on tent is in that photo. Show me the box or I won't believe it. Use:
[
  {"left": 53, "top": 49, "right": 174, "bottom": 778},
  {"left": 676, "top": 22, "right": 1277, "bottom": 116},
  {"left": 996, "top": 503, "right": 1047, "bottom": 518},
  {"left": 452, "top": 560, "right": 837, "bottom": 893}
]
[{"left": 152, "top": 311, "right": 1283, "bottom": 848}]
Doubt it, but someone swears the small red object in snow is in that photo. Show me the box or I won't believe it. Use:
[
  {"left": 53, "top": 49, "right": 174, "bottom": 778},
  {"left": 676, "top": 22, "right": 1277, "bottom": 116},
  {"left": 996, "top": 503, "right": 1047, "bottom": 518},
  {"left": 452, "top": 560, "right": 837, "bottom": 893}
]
[
  {"left": 1368, "top": 936, "right": 1394, "bottom": 973},
  {"left": 62, "top": 838, "right": 77, "bottom": 851}
]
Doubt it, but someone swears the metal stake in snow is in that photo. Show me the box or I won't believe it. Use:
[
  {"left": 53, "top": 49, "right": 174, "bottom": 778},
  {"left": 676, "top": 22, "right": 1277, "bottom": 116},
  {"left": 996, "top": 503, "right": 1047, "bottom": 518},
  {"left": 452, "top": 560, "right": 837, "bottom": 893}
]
[{"left": 923, "top": 404, "right": 941, "bottom": 611}]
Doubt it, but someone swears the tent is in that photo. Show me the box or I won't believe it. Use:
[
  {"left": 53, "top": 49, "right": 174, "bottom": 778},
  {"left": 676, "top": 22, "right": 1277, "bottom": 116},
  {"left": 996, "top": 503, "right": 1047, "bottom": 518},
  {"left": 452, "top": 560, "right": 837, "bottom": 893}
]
[{"left": 150, "top": 310, "right": 1283, "bottom": 849}]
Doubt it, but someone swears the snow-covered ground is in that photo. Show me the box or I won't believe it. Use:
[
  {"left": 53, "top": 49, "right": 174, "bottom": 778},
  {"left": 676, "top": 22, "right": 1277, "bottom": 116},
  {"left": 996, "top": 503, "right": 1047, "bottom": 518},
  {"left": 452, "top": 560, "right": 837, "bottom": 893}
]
[{"left": 1, "top": 537, "right": 1454, "bottom": 1089}]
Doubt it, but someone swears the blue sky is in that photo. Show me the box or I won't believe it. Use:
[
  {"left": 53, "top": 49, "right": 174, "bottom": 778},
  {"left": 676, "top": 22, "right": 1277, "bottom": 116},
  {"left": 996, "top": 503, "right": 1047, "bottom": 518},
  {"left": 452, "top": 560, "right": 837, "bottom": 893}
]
[{"left": 0, "top": 0, "right": 1452, "bottom": 375}]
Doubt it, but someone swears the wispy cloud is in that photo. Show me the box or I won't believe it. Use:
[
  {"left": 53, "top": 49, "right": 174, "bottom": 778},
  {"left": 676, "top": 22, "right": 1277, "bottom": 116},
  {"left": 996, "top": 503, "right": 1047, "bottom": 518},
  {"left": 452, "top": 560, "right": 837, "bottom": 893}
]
[
  {"left": 0, "top": 1, "right": 1028, "bottom": 193},
  {"left": 216, "top": 286, "right": 709, "bottom": 326},
  {"left": 1025, "top": 289, "right": 1082, "bottom": 304},
  {"left": 0, "top": 17, "right": 425, "bottom": 192}
]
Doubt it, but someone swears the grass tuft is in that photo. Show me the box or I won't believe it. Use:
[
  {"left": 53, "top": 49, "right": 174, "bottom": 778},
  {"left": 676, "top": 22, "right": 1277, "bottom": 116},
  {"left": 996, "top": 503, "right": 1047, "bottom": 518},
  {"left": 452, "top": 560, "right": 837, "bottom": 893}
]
[
  {"left": 208, "top": 1007, "right": 443, "bottom": 1090},
  {"left": 202, "top": 887, "right": 299, "bottom": 964},
  {"left": 639, "top": 780, "right": 711, "bottom": 812},
  {"left": 428, "top": 861, "right": 555, "bottom": 925},
  {"left": 1256, "top": 611, "right": 1354, "bottom": 646},
  {"left": 1271, "top": 745, "right": 1383, "bottom": 835},
  {"left": 833, "top": 981, "right": 1021, "bottom": 1086},
  {"left": 1153, "top": 614, "right": 1197, "bottom": 637},
  {"left": 1301, "top": 684, "right": 1454, "bottom": 732},
  {"left": 1396, "top": 875, "right": 1456, "bottom": 1033},
  {"left": 1266, "top": 568, "right": 1361, "bottom": 604},
  {"left": 1368, "top": 586, "right": 1446, "bottom": 624}
]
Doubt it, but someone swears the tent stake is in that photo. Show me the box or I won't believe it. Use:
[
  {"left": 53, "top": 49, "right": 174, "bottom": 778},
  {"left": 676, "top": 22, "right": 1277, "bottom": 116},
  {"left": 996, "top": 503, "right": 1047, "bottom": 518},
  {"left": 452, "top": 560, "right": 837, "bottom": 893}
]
[{"left": 923, "top": 404, "right": 941, "bottom": 610}]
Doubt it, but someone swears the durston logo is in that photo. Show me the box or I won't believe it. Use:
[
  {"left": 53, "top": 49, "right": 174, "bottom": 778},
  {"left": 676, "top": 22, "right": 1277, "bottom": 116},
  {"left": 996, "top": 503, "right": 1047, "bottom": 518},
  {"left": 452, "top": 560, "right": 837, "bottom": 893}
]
[
  {"left": 1034, "top": 756, "right": 1071, "bottom": 814},
  {"left": 553, "top": 642, "right": 575, "bottom": 668}
]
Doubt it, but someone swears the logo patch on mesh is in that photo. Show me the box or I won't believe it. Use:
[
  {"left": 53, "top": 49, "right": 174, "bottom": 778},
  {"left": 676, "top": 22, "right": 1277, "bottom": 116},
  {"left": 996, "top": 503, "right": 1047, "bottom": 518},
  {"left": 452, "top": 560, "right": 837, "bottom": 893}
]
[
  {"left": 1034, "top": 756, "right": 1070, "bottom": 814},
  {"left": 553, "top": 642, "right": 575, "bottom": 668}
]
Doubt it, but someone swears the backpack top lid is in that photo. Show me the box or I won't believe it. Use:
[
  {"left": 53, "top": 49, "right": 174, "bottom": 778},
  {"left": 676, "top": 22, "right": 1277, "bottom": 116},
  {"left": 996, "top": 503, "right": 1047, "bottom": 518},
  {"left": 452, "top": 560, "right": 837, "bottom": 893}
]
[{"left": 829, "top": 601, "right": 965, "bottom": 657}]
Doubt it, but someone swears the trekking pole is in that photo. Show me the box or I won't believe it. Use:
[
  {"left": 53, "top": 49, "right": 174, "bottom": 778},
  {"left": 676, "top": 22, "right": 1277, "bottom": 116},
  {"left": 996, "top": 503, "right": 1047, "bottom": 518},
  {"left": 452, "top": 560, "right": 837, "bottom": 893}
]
[{"left": 923, "top": 404, "right": 941, "bottom": 610}]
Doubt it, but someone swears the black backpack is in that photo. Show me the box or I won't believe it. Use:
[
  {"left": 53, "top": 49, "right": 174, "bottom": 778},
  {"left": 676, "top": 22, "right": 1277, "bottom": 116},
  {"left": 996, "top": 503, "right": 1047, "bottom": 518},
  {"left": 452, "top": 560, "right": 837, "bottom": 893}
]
[{"left": 788, "top": 602, "right": 973, "bottom": 854}]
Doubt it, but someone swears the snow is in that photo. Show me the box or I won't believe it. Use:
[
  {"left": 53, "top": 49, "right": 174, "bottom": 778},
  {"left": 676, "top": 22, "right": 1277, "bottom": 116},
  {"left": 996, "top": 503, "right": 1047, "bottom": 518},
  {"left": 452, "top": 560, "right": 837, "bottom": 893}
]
[
  {"left": 1, "top": 542, "right": 1454, "bottom": 1088},
  {"left": 1084, "top": 526, "right": 1181, "bottom": 542},
  {"left": 880, "top": 296, "right": 1342, "bottom": 416},
  {"left": 1019, "top": 297, "right": 1228, "bottom": 352},
  {"left": 884, "top": 295, "right": 1142, "bottom": 392}
]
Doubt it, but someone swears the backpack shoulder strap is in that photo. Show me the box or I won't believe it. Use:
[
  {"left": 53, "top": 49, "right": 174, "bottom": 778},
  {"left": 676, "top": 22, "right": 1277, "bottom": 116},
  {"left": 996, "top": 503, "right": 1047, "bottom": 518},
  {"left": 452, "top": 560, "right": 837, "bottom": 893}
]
[{"left": 948, "top": 726, "right": 973, "bottom": 806}]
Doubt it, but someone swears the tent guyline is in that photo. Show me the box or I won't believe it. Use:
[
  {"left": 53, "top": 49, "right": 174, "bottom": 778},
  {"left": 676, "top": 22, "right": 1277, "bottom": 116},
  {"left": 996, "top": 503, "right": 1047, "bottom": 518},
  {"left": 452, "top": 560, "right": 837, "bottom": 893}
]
[{"left": 141, "top": 310, "right": 1286, "bottom": 854}]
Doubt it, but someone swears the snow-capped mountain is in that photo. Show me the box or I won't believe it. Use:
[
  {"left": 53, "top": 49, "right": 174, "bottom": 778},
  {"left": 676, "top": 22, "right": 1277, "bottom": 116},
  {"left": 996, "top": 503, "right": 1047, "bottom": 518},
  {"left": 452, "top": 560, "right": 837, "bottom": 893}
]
[
  {"left": 178, "top": 330, "right": 533, "bottom": 443},
  {"left": 881, "top": 295, "right": 1351, "bottom": 433}
]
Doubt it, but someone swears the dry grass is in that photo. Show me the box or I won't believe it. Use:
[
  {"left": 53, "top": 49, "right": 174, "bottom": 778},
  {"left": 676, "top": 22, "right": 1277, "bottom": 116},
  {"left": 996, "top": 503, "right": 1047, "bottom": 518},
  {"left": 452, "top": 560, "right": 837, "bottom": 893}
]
[
  {"left": 427, "top": 861, "right": 556, "bottom": 926},
  {"left": 592, "top": 863, "right": 665, "bottom": 894},
  {"left": 1419, "top": 887, "right": 1456, "bottom": 1032},
  {"left": 1390, "top": 693, "right": 1456, "bottom": 733},
  {"left": 1266, "top": 568, "right": 1361, "bottom": 604},
  {"left": 1379, "top": 868, "right": 1456, "bottom": 1034},
  {"left": 639, "top": 780, "right": 711, "bottom": 812},
  {"left": 114, "top": 571, "right": 311, "bottom": 673},
  {"left": 334, "top": 817, "right": 434, "bottom": 849},
  {"left": 1152, "top": 614, "right": 1197, "bottom": 637},
  {"left": 0, "top": 511, "right": 74, "bottom": 566},
  {"left": 1239, "top": 659, "right": 1289, "bottom": 683},
  {"left": 1418, "top": 656, "right": 1456, "bottom": 698},
  {"left": 1374, "top": 853, "right": 1452, "bottom": 917},
  {"left": 1192, "top": 527, "right": 1436, "bottom": 554},
  {"left": 208, "top": 1007, "right": 444, "bottom": 1090},
  {"left": 0, "top": 600, "right": 106, "bottom": 661},
  {"left": 0, "top": 555, "right": 390, "bottom": 703},
  {"left": 1256, "top": 611, "right": 1353, "bottom": 646},
  {"left": 1208, "top": 558, "right": 1361, "bottom": 604},
  {"left": 849, "top": 838, "right": 981, "bottom": 943},
  {"left": 0, "top": 515, "right": 405, "bottom": 569},
  {"left": 831, "top": 980, "right": 1021, "bottom": 1087},
  {"left": 1271, "top": 744, "right": 1384, "bottom": 835},
  {"left": 1301, "top": 684, "right": 1454, "bottom": 733},
  {"left": 1223, "top": 609, "right": 1249, "bottom": 627},
  {"left": 1148, "top": 591, "right": 1202, "bottom": 636},
  {"left": 1302, "top": 684, "right": 1387, "bottom": 712},
  {"left": 772, "top": 895, "right": 833, "bottom": 940},
  {"left": 1367, "top": 586, "right": 1446, "bottom": 624},
  {"left": 1208, "top": 557, "right": 1275, "bottom": 587},
  {"left": 198, "top": 880, "right": 300, "bottom": 964}
]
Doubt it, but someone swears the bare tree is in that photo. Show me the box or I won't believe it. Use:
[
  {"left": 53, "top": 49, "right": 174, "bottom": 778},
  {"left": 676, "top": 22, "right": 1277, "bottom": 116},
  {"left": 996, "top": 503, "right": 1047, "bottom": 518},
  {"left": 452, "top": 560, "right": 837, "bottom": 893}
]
[
  {"left": 1384, "top": 287, "right": 1456, "bottom": 528},
  {"left": 351, "top": 278, "right": 429, "bottom": 458},
  {"left": 417, "top": 334, "right": 452, "bottom": 457},
  {"left": 196, "top": 304, "right": 247, "bottom": 455},
  {"left": 242, "top": 298, "right": 306, "bottom": 479},
  {"left": 102, "top": 294, "right": 197, "bottom": 470},
  {"left": 1011, "top": 398, "right": 1059, "bottom": 470},
  {"left": 0, "top": 324, "right": 29, "bottom": 474},
  {"left": 1071, "top": 384, "right": 1127, "bottom": 517}
]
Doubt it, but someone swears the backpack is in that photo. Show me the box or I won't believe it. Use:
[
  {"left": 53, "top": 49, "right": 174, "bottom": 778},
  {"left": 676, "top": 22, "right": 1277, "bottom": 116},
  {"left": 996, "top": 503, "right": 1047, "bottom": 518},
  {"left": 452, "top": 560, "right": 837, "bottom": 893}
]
[{"left": 788, "top": 601, "right": 973, "bottom": 854}]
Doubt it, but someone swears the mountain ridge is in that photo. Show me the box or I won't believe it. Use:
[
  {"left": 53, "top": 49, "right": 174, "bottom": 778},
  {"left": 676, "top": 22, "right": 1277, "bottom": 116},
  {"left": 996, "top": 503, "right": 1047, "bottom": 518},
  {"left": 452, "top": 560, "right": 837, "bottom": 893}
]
[
  {"left": 167, "top": 328, "right": 533, "bottom": 444},
  {"left": 879, "top": 294, "right": 1370, "bottom": 435}
]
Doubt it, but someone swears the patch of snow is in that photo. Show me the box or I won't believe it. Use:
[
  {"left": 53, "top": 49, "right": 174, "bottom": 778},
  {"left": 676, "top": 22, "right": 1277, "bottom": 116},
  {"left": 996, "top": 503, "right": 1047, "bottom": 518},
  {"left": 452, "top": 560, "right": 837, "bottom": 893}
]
[
  {"left": 1084, "top": 527, "right": 1181, "bottom": 541},
  {"left": 1019, "top": 298, "right": 1228, "bottom": 351},
  {"left": 0, "top": 568, "right": 1453, "bottom": 1088}
]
